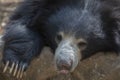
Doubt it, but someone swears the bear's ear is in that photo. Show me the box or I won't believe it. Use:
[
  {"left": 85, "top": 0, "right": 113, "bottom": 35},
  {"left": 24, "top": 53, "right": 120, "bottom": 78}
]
[
  {"left": 111, "top": 7, "right": 120, "bottom": 26},
  {"left": 111, "top": 7, "right": 120, "bottom": 52}
]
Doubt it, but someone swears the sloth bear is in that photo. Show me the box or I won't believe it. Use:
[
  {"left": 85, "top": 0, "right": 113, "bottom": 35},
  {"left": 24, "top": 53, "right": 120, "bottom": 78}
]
[{"left": 1, "top": 0, "right": 120, "bottom": 78}]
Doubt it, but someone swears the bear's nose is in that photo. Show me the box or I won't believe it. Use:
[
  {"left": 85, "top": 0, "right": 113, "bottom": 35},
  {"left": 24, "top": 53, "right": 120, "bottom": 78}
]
[
  {"left": 56, "top": 59, "right": 73, "bottom": 74},
  {"left": 61, "top": 63, "right": 71, "bottom": 70},
  {"left": 57, "top": 59, "right": 72, "bottom": 71}
]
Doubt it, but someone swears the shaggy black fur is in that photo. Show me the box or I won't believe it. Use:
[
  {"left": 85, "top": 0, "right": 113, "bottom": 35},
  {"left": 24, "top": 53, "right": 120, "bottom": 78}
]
[{"left": 2, "top": 0, "right": 120, "bottom": 71}]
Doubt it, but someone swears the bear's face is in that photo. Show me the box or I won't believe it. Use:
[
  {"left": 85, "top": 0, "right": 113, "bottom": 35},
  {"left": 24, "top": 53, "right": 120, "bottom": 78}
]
[
  {"left": 55, "top": 32, "right": 86, "bottom": 74},
  {"left": 47, "top": 6, "right": 105, "bottom": 74}
]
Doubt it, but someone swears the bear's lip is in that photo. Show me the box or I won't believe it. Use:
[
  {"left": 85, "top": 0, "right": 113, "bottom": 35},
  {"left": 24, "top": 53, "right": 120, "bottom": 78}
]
[{"left": 58, "top": 69, "right": 69, "bottom": 74}]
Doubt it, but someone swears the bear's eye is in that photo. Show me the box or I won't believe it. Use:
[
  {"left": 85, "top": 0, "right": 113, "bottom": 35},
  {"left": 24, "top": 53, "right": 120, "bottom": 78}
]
[
  {"left": 55, "top": 34, "right": 62, "bottom": 43},
  {"left": 78, "top": 42, "right": 87, "bottom": 49}
]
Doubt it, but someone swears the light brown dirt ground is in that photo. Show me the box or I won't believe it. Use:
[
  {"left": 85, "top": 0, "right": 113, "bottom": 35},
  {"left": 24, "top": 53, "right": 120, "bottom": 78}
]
[{"left": 0, "top": 0, "right": 120, "bottom": 80}]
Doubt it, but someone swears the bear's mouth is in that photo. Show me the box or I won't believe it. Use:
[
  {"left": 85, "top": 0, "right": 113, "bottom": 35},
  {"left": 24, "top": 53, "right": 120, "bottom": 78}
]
[
  {"left": 59, "top": 69, "right": 69, "bottom": 74},
  {"left": 57, "top": 64, "right": 71, "bottom": 74}
]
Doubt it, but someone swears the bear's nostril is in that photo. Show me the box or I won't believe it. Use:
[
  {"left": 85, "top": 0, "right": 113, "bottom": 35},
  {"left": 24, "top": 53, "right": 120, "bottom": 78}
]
[
  {"left": 58, "top": 59, "right": 72, "bottom": 71},
  {"left": 61, "top": 63, "right": 71, "bottom": 70},
  {"left": 56, "top": 60, "right": 73, "bottom": 74}
]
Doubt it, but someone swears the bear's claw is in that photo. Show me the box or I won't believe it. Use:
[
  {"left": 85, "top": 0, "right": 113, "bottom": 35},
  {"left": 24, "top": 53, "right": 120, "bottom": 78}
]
[
  {"left": 3, "top": 61, "right": 9, "bottom": 73},
  {"left": 3, "top": 61, "right": 26, "bottom": 79}
]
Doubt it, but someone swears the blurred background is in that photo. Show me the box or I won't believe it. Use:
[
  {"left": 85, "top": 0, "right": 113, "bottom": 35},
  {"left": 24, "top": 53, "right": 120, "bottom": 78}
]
[{"left": 0, "top": 0, "right": 120, "bottom": 80}]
